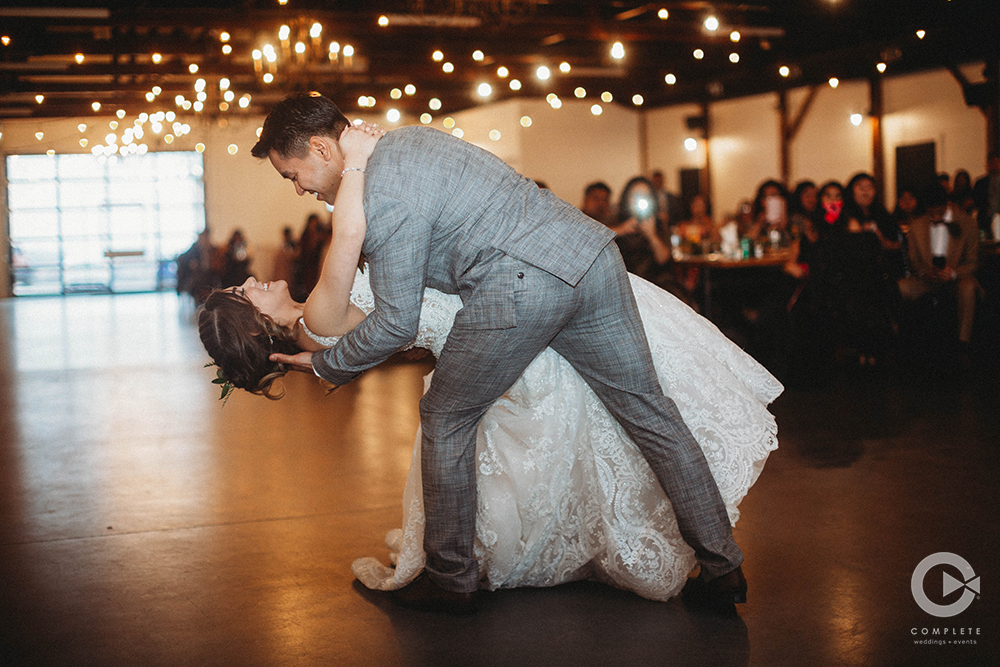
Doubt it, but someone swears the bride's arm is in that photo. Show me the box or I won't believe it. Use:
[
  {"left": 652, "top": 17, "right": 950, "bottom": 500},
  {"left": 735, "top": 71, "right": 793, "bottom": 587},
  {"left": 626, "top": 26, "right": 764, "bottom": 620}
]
[{"left": 302, "top": 123, "right": 384, "bottom": 338}]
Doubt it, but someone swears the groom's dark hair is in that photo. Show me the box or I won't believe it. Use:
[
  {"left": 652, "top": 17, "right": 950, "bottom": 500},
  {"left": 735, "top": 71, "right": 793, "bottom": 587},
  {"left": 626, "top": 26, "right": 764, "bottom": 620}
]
[{"left": 251, "top": 92, "right": 351, "bottom": 159}]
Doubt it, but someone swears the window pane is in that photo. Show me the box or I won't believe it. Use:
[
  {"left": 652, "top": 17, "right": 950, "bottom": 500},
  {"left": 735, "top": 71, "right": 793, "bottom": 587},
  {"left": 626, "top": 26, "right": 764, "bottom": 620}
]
[
  {"left": 6, "top": 154, "right": 57, "bottom": 181},
  {"left": 60, "top": 179, "right": 107, "bottom": 208},
  {"left": 9, "top": 208, "right": 59, "bottom": 238},
  {"left": 61, "top": 208, "right": 109, "bottom": 238},
  {"left": 7, "top": 150, "right": 205, "bottom": 296},
  {"left": 57, "top": 154, "right": 102, "bottom": 180},
  {"left": 63, "top": 237, "right": 108, "bottom": 266},
  {"left": 8, "top": 181, "right": 58, "bottom": 210}
]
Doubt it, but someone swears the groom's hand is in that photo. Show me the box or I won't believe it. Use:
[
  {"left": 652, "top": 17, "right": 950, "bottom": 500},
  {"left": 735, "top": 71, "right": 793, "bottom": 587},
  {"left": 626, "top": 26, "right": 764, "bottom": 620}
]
[{"left": 270, "top": 350, "right": 315, "bottom": 374}]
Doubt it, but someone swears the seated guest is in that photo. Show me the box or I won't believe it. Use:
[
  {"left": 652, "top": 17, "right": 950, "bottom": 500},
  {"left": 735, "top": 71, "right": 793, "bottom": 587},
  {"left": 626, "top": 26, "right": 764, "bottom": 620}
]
[
  {"left": 845, "top": 173, "right": 904, "bottom": 280},
  {"left": 789, "top": 180, "right": 819, "bottom": 244},
  {"left": 898, "top": 183, "right": 979, "bottom": 347},
  {"left": 677, "top": 194, "right": 717, "bottom": 251},
  {"left": 973, "top": 152, "right": 1000, "bottom": 238},
  {"left": 747, "top": 180, "right": 791, "bottom": 246},
  {"left": 610, "top": 177, "right": 689, "bottom": 302},
  {"left": 580, "top": 181, "right": 614, "bottom": 226}
]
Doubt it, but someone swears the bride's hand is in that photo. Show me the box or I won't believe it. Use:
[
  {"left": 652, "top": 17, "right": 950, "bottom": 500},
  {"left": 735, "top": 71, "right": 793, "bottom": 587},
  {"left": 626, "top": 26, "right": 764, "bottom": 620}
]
[
  {"left": 339, "top": 122, "right": 385, "bottom": 170},
  {"left": 270, "top": 349, "right": 317, "bottom": 374}
]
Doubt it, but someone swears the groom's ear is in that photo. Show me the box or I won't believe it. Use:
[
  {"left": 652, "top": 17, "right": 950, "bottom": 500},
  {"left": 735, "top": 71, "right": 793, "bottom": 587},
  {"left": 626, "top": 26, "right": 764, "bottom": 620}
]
[{"left": 309, "top": 135, "right": 334, "bottom": 161}]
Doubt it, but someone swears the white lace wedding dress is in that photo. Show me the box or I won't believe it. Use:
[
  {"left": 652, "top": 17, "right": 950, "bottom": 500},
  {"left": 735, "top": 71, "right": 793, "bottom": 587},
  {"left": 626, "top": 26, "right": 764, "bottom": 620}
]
[{"left": 304, "top": 268, "right": 782, "bottom": 601}]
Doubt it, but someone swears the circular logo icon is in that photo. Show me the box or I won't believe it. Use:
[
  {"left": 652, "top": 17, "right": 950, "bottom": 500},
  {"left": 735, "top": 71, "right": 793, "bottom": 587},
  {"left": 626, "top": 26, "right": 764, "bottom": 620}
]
[{"left": 911, "top": 552, "right": 980, "bottom": 618}]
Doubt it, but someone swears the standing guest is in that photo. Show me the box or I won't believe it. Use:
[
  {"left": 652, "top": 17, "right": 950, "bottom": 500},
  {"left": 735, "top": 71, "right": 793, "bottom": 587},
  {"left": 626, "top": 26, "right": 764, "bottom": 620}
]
[
  {"left": 892, "top": 188, "right": 920, "bottom": 235},
  {"left": 650, "top": 169, "right": 684, "bottom": 230},
  {"left": 938, "top": 172, "right": 952, "bottom": 194},
  {"left": 219, "top": 229, "right": 252, "bottom": 288},
  {"left": 580, "top": 181, "right": 614, "bottom": 226},
  {"left": 272, "top": 226, "right": 298, "bottom": 284},
  {"left": 899, "top": 183, "right": 979, "bottom": 348},
  {"left": 973, "top": 152, "right": 1000, "bottom": 238},
  {"left": 951, "top": 169, "right": 975, "bottom": 215},
  {"left": 611, "top": 177, "right": 673, "bottom": 283},
  {"left": 175, "top": 229, "right": 218, "bottom": 302},
  {"left": 845, "top": 172, "right": 904, "bottom": 281},
  {"left": 292, "top": 213, "right": 331, "bottom": 301}
]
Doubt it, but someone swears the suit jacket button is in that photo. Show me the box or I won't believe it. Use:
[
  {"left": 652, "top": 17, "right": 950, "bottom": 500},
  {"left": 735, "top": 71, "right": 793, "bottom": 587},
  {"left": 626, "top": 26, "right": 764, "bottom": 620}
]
[{"left": 517, "top": 271, "right": 524, "bottom": 279}]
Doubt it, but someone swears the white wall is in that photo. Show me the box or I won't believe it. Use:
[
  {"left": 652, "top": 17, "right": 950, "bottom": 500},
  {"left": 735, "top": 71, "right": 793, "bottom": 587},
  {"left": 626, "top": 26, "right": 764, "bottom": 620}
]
[
  {"left": 646, "top": 103, "right": 706, "bottom": 196},
  {"left": 790, "top": 80, "right": 873, "bottom": 189},
  {"left": 882, "top": 64, "right": 987, "bottom": 205},
  {"left": 709, "top": 93, "right": 781, "bottom": 218}
]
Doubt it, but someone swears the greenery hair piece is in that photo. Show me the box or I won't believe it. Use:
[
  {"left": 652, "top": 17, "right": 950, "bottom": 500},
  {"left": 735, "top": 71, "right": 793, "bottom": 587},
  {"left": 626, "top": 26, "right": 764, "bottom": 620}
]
[{"left": 204, "top": 362, "right": 235, "bottom": 406}]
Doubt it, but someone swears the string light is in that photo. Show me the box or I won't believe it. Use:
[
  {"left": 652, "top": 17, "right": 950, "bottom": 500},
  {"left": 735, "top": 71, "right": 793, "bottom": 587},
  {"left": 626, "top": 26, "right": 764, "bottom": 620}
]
[
  {"left": 828, "top": 77, "right": 840, "bottom": 88},
  {"left": 632, "top": 94, "right": 644, "bottom": 106},
  {"left": 610, "top": 42, "right": 625, "bottom": 60},
  {"left": 559, "top": 61, "right": 571, "bottom": 73},
  {"left": 152, "top": 53, "right": 162, "bottom": 63},
  {"left": 404, "top": 84, "right": 416, "bottom": 95},
  {"left": 489, "top": 130, "right": 501, "bottom": 141},
  {"left": 665, "top": 73, "right": 677, "bottom": 85},
  {"left": 536, "top": 66, "right": 551, "bottom": 80},
  {"left": 779, "top": 65, "right": 790, "bottom": 77},
  {"left": 510, "top": 79, "right": 522, "bottom": 90},
  {"left": 497, "top": 66, "right": 509, "bottom": 78},
  {"left": 704, "top": 16, "right": 719, "bottom": 32},
  {"left": 574, "top": 87, "right": 587, "bottom": 98},
  {"left": 601, "top": 91, "right": 613, "bottom": 102},
  {"left": 730, "top": 31, "right": 741, "bottom": 42},
  {"left": 378, "top": 16, "right": 389, "bottom": 27},
  {"left": 658, "top": 9, "right": 668, "bottom": 20},
  {"left": 432, "top": 50, "right": 444, "bottom": 62},
  {"left": 877, "top": 62, "right": 887, "bottom": 73},
  {"left": 75, "top": 53, "right": 85, "bottom": 64},
  {"left": 420, "top": 113, "right": 432, "bottom": 124},
  {"left": 730, "top": 53, "right": 740, "bottom": 63},
  {"left": 591, "top": 104, "right": 603, "bottom": 115},
  {"left": 693, "top": 49, "right": 704, "bottom": 60},
  {"left": 442, "top": 62, "right": 454, "bottom": 73},
  {"left": 520, "top": 116, "right": 532, "bottom": 127},
  {"left": 473, "top": 50, "right": 484, "bottom": 61},
  {"left": 477, "top": 83, "right": 492, "bottom": 97}
]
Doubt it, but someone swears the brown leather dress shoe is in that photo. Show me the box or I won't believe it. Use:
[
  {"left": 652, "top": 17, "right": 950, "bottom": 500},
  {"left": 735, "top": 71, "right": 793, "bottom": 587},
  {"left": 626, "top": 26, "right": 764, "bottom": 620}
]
[
  {"left": 681, "top": 565, "right": 747, "bottom": 616},
  {"left": 390, "top": 572, "right": 478, "bottom": 616}
]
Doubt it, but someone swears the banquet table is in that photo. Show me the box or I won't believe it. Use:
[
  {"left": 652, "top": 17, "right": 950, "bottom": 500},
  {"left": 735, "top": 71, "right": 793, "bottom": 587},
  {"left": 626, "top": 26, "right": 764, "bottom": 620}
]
[{"left": 673, "top": 249, "right": 795, "bottom": 318}]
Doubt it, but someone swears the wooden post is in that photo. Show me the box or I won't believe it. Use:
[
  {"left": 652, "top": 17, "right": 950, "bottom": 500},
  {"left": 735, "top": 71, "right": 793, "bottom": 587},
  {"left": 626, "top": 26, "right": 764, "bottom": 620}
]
[
  {"left": 701, "top": 101, "right": 712, "bottom": 212},
  {"left": 778, "top": 86, "right": 820, "bottom": 188},
  {"left": 778, "top": 90, "right": 790, "bottom": 186},
  {"left": 870, "top": 75, "right": 885, "bottom": 207}
]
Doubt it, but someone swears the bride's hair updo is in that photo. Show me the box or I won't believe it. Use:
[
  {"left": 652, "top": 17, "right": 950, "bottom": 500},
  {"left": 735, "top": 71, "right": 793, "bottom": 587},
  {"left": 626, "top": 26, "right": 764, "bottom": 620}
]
[{"left": 198, "top": 289, "right": 302, "bottom": 399}]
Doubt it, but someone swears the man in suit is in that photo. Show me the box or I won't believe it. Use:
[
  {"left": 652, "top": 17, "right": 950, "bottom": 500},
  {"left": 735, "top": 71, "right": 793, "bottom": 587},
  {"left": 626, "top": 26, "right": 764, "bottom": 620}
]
[
  {"left": 899, "top": 183, "right": 979, "bottom": 346},
  {"left": 972, "top": 151, "right": 1000, "bottom": 238},
  {"left": 254, "top": 93, "right": 745, "bottom": 615}
]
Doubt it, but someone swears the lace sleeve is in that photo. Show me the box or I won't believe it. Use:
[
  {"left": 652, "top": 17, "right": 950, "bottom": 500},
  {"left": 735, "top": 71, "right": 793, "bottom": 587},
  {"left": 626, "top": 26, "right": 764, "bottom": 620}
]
[
  {"left": 300, "top": 267, "right": 461, "bottom": 356},
  {"left": 300, "top": 317, "right": 341, "bottom": 348}
]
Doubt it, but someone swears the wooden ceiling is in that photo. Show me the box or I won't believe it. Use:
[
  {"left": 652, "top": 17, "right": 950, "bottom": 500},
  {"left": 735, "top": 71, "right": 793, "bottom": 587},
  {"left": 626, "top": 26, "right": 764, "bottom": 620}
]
[{"left": 0, "top": 0, "right": 995, "bottom": 121}]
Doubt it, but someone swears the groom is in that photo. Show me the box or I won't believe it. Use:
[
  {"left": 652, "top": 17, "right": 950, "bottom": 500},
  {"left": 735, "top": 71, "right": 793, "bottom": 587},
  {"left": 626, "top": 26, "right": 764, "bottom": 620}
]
[{"left": 258, "top": 92, "right": 747, "bottom": 615}]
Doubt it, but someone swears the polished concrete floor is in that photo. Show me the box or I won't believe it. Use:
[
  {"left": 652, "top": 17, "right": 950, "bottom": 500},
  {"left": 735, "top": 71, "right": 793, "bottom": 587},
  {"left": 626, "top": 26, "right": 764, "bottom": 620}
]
[{"left": 0, "top": 292, "right": 997, "bottom": 667}]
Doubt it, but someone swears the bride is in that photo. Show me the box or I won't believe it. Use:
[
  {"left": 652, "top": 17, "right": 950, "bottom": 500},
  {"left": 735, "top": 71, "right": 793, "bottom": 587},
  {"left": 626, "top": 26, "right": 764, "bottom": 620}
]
[{"left": 199, "top": 124, "right": 781, "bottom": 607}]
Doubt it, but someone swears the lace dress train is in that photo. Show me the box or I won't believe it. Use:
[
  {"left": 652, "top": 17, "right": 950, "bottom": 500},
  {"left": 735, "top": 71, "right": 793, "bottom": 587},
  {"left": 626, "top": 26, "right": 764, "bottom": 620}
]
[{"left": 309, "top": 270, "right": 782, "bottom": 601}]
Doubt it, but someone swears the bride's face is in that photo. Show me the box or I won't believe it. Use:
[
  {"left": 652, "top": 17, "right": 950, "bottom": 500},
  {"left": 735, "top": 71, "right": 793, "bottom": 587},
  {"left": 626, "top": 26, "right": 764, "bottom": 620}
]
[{"left": 232, "top": 276, "right": 291, "bottom": 321}]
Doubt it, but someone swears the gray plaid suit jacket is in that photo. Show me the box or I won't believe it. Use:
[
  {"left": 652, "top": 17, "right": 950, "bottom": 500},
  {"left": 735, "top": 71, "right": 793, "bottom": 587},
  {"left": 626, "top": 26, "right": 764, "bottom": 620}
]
[{"left": 312, "top": 126, "right": 614, "bottom": 383}]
